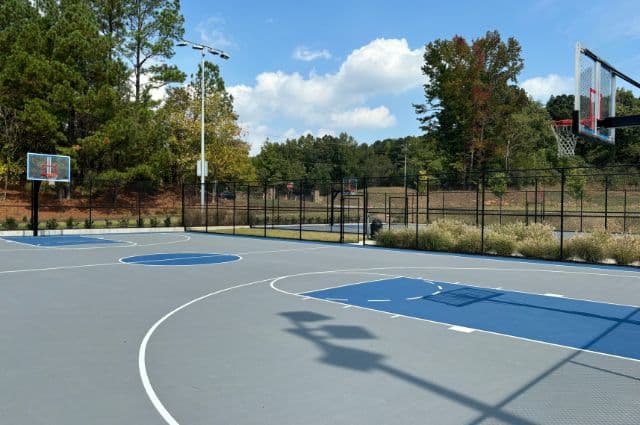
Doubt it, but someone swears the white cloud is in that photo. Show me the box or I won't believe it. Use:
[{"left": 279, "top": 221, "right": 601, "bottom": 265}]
[
  {"left": 521, "top": 74, "right": 573, "bottom": 102},
  {"left": 196, "top": 16, "right": 233, "bottom": 48},
  {"left": 330, "top": 107, "right": 396, "bottom": 128},
  {"left": 293, "top": 47, "right": 331, "bottom": 61},
  {"left": 228, "top": 37, "right": 422, "bottom": 147}
]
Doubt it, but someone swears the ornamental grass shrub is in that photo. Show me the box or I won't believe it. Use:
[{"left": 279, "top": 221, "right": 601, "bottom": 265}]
[
  {"left": 484, "top": 231, "right": 517, "bottom": 256},
  {"left": 563, "top": 230, "right": 610, "bottom": 263},
  {"left": 606, "top": 234, "right": 640, "bottom": 265}
]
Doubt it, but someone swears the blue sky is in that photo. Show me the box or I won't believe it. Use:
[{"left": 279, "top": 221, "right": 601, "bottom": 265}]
[{"left": 170, "top": 0, "right": 640, "bottom": 154}]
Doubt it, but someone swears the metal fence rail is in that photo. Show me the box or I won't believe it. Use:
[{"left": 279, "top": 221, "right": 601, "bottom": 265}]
[{"left": 182, "top": 165, "right": 640, "bottom": 261}]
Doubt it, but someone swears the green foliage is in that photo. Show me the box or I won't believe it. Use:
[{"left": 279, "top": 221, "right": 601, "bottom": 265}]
[
  {"left": 564, "top": 231, "right": 610, "bottom": 262},
  {"left": 3, "top": 217, "right": 18, "bottom": 230},
  {"left": 487, "top": 172, "right": 508, "bottom": 198},
  {"left": 164, "top": 216, "right": 172, "bottom": 227},
  {"left": 414, "top": 30, "right": 528, "bottom": 175},
  {"left": 84, "top": 219, "right": 93, "bottom": 229},
  {"left": 150, "top": 217, "right": 159, "bottom": 227},
  {"left": 118, "top": 218, "right": 129, "bottom": 227},
  {"left": 516, "top": 223, "right": 558, "bottom": 259},
  {"left": 105, "top": 218, "right": 113, "bottom": 227},
  {"left": 546, "top": 95, "right": 574, "bottom": 120},
  {"left": 46, "top": 218, "right": 59, "bottom": 229},
  {"left": 65, "top": 217, "right": 76, "bottom": 228},
  {"left": 566, "top": 169, "right": 587, "bottom": 200}
]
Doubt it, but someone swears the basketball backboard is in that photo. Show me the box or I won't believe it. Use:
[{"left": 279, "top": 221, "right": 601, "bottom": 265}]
[
  {"left": 27, "top": 153, "right": 71, "bottom": 182},
  {"left": 573, "top": 42, "right": 640, "bottom": 145}
]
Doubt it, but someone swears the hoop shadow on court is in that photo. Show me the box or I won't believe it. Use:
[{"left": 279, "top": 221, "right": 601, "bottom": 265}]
[{"left": 278, "top": 311, "right": 538, "bottom": 425}]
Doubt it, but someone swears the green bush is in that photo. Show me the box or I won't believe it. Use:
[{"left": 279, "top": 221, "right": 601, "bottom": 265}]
[
  {"left": 65, "top": 217, "right": 76, "bottom": 229},
  {"left": 164, "top": 216, "right": 172, "bottom": 227},
  {"left": 46, "top": 218, "right": 59, "bottom": 229},
  {"left": 564, "top": 231, "right": 610, "bottom": 262},
  {"left": 522, "top": 223, "right": 556, "bottom": 241},
  {"left": 105, "top": 218, "right": 112, "bottom": 228},
  {"left": 119, "top": 218, "right": 129, "bottom": 228},
  {"left": 485, "top": 231, "right": 517, "bottom": 256},
  {"left": 3, "top": 217, "right": 18, "bottom": 230},
  {"left": 84, "top": 219, "right": 93, "bottom": 229},
  {"left": 606, "top": 235, "right": 640, "bottom": 265},
  {"left": 150, "top": 217, "right": 159, "bottom": 227},
  {"left": 137, "top": 217, "right": 145, "bottom": 227}
]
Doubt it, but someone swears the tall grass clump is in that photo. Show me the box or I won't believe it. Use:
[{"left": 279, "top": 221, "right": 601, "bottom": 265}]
[
  {"left": 516, "top": 223, "right": 558, "bottom": 259},
  {"left": 606, "top": 234, "right": 640, "bottom": 265},
  {"left": 417, "top": 226, "right": 455, "bottom": 252},
  {"left": 564, "top": 230, "right": 610, "bottom": 263},
  {"left": 484, "top": 230, "right": 517, "bottom": 256},
  {"left": 454, "top": 226, "right": 482, "bottom": 253},
  {"left": 375, "top": 230, "right": 398, "bottom": 248}
]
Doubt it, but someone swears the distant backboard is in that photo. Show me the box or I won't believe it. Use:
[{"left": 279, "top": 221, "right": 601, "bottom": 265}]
[
  {"left": 573, "top": 42, "right": 640, "bottom": 145},
  {"left": 27, "top": 153, "right": 71, "bottom": 182}
]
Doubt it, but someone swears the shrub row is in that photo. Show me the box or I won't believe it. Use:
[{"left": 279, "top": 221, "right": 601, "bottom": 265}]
[
  {"left": 375, "top": 220, "right": 640, "bottom": 266},
  {"left": 0, "top": 216, "right": 176, "bottom": 230}
]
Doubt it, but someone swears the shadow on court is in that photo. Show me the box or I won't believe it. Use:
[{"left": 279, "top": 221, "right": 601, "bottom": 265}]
[{"left": 278, "top": 311, "right": 538, "bottom": 425}]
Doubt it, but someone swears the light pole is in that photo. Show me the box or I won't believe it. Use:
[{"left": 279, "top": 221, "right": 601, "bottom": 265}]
[{"left": 176, "top": 40, "right": 230, "bottom": 210}]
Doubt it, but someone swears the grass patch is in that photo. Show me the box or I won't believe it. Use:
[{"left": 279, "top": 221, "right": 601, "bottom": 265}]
[
  {"left": 606, "top": 235, "right": 640, "bottom": 265},
  {"left": 564, "top": 231, "right": 610, "bottom": 262}
]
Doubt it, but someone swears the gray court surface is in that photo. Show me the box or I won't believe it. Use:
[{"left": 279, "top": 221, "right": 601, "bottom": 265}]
[{"left": 1, "top": 232, "right": 639, "bottom": 424}]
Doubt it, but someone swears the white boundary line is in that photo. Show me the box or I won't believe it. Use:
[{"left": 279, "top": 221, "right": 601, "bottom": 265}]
[
  {"left": 138, "top": 277, "right": 275, "bottom": 425},
  {"left": 119, "top": 253, "right": 242, "bottom": 267},
  {"left": 138, "top": 265, "right": 640, "bottom": 425},
  {"left": 0, "top": 234, "right": 192, "bottom": 252}
]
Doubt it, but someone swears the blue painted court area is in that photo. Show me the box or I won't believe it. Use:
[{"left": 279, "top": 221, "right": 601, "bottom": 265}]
[
  {"left": 120, "top": 252, "right": 240, "bottom": 266},
  {"left": 304, "top": 277, "right": 640, "bottom": 361},
  {"left": 2, "top": 235, "right": 117, "bottom": 247}
]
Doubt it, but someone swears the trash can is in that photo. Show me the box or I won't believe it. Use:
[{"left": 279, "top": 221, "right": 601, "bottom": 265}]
[{"left": 370, "top": 218, "right": 383, "bottom": 238}]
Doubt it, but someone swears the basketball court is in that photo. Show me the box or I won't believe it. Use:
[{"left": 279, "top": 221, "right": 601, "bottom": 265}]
[{"left": 0, "top": 231, "right": 639, "bottom": 424}]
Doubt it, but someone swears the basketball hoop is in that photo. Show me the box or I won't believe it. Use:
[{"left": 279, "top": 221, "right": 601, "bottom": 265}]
[
  {"left": 40, "top": 163, "right": 58, "bottom": 186},
  {"left": 551, "top": 119, "right": 579, "bottom": 157}
]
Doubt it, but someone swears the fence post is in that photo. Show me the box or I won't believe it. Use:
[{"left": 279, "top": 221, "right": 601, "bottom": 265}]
[
  {"left": 534, "top": 178, "right": 538, "bottom": 224},
  {"left": 363, "top": 177, "right": 368, "bottom": 246},
  {"left": 480, "top": 172, "right": 486, "bottom": 253},
  {"left": 604, "top": 176, "right": 609, "bottom": 230},
  {"left": 181, "top": 182, "right": 185, "bottom": 230},
  {"left": 263, "top": 183, "right": 267, "bottom": 237},
  {"left": 384, "top": 193, "right": 387, "bottom": 224},
  {"left": 340, "top": 179, "right": 345, "bottom": 243},
  {"left": 426, "top": 178, "right": 430, "bottom": 224},
  {"left": 205, "top": 182, "right": 209, "bottom": 233},
  {"left": 215, "top": 183, "right": 219, "bottom": 226},
  {"left": 415, "top": 183, "right": 419, "bottom": 248},
  {"left": 137, "top": 187, "right": 142, "bottom": 228},
  {"left": 247, "top": 184, "right": 251, "bottom": 228},
  {"left": 475, "top": 179, "right": 480, "bottom": 226},
  {"left": 560, "top": 168, "right": 566, "bottom": 260},
  {"left": 299, "top": 180, "right": 303, "bottom": 240},
  {"left": 442, "top": 191, "right": 445, "bottom": 219},
  {"left": 623, "top": 189, "right": 627, "bottom": 233},
  {"left": 232, "top": 182, "right": 236, "bottom": 235},
  {"left": 404, "top": 180, "right": 408, "bottom": 227},
  {"left": 580, "top": 192, "right": 583, "bottom": 233},
  {"left": 88, "top": 178, "right": 93, "bottom": 228}
]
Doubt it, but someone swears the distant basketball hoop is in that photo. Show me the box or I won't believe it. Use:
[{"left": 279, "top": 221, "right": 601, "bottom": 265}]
[{"left": 552, "top": 119, "right": 579, "bottom": 157}]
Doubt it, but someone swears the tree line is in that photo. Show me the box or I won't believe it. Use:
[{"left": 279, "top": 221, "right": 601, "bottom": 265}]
[{"left": 1, "top": 3, "right": 638, "bottom": 192}]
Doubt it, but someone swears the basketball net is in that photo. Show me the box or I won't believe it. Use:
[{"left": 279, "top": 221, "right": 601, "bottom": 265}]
[
  {"left": 40, "top": 163, "right": 58, "bottom": 186},
  {"left": 551, "top": 119, "right": 579, "bottom": 157}
]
